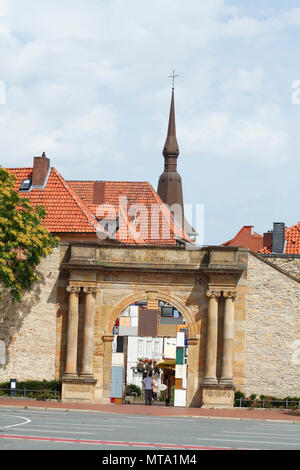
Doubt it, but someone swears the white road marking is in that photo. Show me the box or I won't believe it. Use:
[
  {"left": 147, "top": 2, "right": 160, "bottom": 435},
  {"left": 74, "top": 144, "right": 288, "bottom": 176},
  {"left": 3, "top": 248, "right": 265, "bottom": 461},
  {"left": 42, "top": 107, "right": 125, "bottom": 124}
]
[
  {"left": 0, "top": 414, "right": 31, "bottom": 429},
  {"left": 2, "top": 410, "right": 196, "bottom": 424},
  {"left": 8, "top": 428, "right": 96, "bottom": 435},
  {"left": 36, "top": 416, "right": 196, "bottom": 426},
  {"left": 31, "top": 422, "right": 135, "bottom": 429},
  {"left": 197, "top": 437, "right": 300, "bottom": 447},
  {"left": 221, "top": 431, "right": 300, "bottom": 439},
  {"left": 244, "top": 423, "right": 300, "bottom": 428},
  {"left": 1, "top": 410, "right": 73, "bottom": 416}
]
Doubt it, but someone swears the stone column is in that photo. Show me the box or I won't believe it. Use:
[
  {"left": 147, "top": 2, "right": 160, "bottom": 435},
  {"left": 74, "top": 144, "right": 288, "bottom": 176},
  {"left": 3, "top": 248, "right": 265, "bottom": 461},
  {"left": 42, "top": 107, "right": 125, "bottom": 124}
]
[
  {"left": 80, "top": 287, "right": 97, "bottom": 378},
  {"left": 64, "top": 286, "right": 81, "bottom": 378},
  {"left": 220, "top": 291, "right": 236, "bottom": 385},
  {"left": 102, "top": 335, "right": 114, "bottom": 404},
  {"left": 202, "top": 290, "right": 220, "bottom": 385}
]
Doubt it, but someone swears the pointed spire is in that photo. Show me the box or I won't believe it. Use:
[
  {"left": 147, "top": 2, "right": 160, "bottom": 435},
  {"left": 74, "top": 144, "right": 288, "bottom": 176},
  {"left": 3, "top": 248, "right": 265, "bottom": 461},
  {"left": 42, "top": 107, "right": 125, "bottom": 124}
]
[{"left": 163, "top": 88, "right": 180, "bottom": 158}]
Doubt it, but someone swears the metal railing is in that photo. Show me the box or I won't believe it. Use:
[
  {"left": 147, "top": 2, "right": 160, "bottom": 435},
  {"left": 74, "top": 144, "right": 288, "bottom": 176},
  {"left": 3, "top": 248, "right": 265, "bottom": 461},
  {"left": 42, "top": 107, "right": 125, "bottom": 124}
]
[
  {"left": 0, "top": 388, "right": 61, "bottom": 401},
  {"left": 124, "top": 392, "right": 140, "bottom": 403},
  {"left": 235, "top": 398, "right": 300, "bottom": 409}
]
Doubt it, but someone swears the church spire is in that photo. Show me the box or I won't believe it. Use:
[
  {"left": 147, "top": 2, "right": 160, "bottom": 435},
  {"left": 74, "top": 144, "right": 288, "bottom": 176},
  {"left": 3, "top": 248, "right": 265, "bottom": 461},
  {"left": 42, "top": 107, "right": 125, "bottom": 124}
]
[
  {"left": 157, "top": 74, "right": 184, "bottom": 216},
  {"left": 163, "top": 88, "right": 180, "bottom": 160},
  {"left": 157, "top": 72, "right": 198, "bottom": 242}
]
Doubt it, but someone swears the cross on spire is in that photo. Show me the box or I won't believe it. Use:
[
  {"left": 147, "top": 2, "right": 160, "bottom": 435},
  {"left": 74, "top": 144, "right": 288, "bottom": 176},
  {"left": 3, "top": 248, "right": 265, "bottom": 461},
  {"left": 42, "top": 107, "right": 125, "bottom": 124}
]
[{"left": 169, "top": 70, "right": 178, "bottom": 89}]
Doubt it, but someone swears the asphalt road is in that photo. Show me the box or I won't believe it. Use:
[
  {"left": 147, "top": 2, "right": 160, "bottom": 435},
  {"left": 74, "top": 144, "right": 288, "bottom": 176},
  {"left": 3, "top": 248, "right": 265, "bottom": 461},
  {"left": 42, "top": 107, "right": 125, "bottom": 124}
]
[{"left": 0, "top": 407, "right": 300, "bottom": 451}]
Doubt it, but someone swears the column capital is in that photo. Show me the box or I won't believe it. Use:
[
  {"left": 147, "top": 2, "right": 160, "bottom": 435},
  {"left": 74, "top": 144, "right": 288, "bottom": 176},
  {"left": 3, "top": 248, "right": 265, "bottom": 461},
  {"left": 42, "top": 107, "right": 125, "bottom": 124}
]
[
  {"left": 186, "top": 338, "right": 199, "bottom": 346},
  {"left": 223, "top": 291, "right": 237, "bottom": 301},
  {"left": 66, "top": 286, "right": 81, "bottom": 295},
  {"left": 206, "top": 290, "right": 221, "bottom": 299},
  {"left": 83, "top": 287, "right": 98, "bottom": 297},
  {"left": 103, "top": 335, "right": 114, "bottom": 343}
]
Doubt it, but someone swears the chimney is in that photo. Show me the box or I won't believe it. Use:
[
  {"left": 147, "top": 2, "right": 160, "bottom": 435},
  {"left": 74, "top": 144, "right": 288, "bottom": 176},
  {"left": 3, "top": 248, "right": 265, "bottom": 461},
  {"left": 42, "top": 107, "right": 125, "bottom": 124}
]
[
  {"left": 272, "top": 222, "right": 285, "bottom": 253},
  {"left": 263, "top": 231, "right": 273, "bottom": 249},
  {"left": 32, "top": 152, "right": 50, "bottom": 187},
  {"left": 93, "top": 181, "right": 106, "bottom": 205}
]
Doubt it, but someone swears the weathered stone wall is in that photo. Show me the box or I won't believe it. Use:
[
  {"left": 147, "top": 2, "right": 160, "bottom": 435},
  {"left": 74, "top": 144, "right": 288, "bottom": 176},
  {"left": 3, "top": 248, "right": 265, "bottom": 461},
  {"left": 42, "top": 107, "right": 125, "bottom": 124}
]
[
  {"left": 244, "top": 253, "right": 300, "bottom": 397},
  {"left": 0, "top": 248, "right": 60, "bottom": 382},
  {"left": 260, "top": 255, "right": 300, "bottom": 281}
]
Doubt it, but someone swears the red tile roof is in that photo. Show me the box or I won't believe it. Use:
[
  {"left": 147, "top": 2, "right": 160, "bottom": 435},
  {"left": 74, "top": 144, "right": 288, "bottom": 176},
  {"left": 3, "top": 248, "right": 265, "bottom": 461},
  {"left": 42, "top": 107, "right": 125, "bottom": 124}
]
[
  {"left": 68, "top": 180, "right": 192, "bottom": 245},
  {"left": 7, "top": 167, "right": 104, "bottom": 234},
  {"left": 285, "top": 223, "right": 300, "bottom": 254},
  {"left": 6, "top": 166, "right": 191, "bottom": 245},
  {"left": 222, "top": 226, "right": 263, "bottom": 252}
]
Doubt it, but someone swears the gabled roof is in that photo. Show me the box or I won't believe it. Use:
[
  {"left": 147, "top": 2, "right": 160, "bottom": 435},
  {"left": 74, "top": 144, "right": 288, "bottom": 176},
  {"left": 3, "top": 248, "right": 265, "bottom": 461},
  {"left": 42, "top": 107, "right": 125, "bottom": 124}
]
[
  {"left": 68, "top": 180, "right": 193, "bottom": 245},
  {"left": 6, "top": 165, "right": 192, "bottom": 245},
  {"left": 222, "top": 225, "right": 263, "bottom": 252},
  {"left": 7, "top": 167, "right": 103, "bottom": 234}
]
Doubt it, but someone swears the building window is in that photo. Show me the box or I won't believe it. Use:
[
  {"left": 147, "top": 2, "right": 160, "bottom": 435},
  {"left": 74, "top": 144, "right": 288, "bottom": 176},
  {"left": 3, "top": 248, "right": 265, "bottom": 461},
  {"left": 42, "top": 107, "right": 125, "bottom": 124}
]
[{"left": 138, "top": 339, "right": 143, "bottom": 358}]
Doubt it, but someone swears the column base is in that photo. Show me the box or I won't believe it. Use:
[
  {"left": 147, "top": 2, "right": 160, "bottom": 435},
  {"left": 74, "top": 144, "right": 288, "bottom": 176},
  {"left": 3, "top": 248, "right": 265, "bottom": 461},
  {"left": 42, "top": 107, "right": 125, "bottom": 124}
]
[
  {"left": 201, "top": 384, "right": 236, "bottom": 409},
  {"left": 62, "top": 377, "right": 97, "bottom": 403},
  {"left": 219, "top": 378, "right": 234, "bottom": 386},
  {"left": 63, "top": 372, "right": 78, "bottom": 380},
  {"left": 79, "top": 373, "right": 95, "bottom": 382},
  {"left": 202, "top": 377, "right": 218, "bottom": 385}
]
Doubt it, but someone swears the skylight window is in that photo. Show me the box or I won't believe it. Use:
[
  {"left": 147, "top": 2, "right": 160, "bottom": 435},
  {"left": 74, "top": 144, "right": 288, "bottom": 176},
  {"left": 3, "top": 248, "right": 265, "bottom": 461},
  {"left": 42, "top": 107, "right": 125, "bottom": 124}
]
[{"left": 20, "top": 179, "right": 32, "bottom": 191}]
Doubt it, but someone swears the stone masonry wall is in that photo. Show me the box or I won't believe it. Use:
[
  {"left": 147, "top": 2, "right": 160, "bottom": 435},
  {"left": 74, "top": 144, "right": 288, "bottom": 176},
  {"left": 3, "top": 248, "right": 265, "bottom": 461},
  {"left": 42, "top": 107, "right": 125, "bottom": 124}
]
[
  {"left": 244, "top": 253, "right": 300, "bottom": 397},
  {"left": 0, "top": 248, "right": 60, "bottom": 382},
  {"left": 260, "top": 255, "right": 300, "bottom": 281}
]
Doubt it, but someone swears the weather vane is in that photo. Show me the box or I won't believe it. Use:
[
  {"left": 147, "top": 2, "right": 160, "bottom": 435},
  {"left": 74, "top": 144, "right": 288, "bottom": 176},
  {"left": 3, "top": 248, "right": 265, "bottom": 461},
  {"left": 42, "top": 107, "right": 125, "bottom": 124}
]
[{"left": 169, "top": 70, "right": 178, "bottom": 89}]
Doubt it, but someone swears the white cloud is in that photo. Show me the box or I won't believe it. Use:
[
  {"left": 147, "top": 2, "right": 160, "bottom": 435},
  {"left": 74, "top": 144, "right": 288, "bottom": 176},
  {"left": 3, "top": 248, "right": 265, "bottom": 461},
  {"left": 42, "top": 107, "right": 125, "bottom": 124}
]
[
  {"left": 0, "top": 80, "right": 5, "bottom": 104},
  {"left": 283, "top": 8, "right": 300, "bottom": 26},
  {"left": 0, "top": 0, "right": 300, "bottom": 245},
  {"left": 179, "top": 101, "right": 289, "bottom": 168},
  {"left": 0, "top": 0, "right": 9, "bottom": 17},
  {"left": 221, "top": 67, "right": 265, "bottom": 93}
]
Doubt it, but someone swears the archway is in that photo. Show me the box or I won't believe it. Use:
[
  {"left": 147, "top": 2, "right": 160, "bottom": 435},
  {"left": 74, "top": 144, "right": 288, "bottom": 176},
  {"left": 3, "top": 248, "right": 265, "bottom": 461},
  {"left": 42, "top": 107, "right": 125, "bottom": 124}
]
[
  {"left": 104, "top": 292, "right": 199, "bottom": 408},
  {"left": 107, "top": 291, "right": 197, "bottom": 338}
]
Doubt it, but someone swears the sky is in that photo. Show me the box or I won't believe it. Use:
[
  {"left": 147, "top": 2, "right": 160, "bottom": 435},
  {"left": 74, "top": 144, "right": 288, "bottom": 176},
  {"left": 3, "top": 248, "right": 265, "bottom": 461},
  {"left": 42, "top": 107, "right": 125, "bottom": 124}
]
[{"left": 1, "top": 0, "right": 300, "bottom": 245}]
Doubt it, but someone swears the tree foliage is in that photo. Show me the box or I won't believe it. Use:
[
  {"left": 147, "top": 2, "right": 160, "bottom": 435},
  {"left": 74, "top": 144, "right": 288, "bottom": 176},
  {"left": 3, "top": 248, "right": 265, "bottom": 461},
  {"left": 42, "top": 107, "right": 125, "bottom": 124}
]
[{"left": 0, "top": 168, "right": 59, "bottom": 301}]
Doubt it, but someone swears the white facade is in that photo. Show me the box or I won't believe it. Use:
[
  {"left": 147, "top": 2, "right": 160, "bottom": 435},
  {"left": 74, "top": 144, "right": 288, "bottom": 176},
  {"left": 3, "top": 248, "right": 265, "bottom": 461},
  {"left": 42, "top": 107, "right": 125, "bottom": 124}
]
[
  {"left": 127, "top": 336, "right": 164, "bottom": 387},
  {"left": 163, "top": 337, "right": 177, "bottom": 359}
]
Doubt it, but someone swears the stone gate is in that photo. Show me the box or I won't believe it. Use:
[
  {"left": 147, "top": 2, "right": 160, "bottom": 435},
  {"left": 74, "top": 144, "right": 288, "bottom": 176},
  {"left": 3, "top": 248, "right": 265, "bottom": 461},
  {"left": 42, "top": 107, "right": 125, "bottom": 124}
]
[{"left": 60, "top": 242, "right": 248, "bottom": 408}]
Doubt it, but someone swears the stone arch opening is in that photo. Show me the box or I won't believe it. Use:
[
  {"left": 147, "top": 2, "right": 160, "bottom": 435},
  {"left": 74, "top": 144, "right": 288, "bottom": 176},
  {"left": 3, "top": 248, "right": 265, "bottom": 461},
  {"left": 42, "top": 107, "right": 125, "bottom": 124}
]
[
  {"left": 105, "top": 292, "right": 198, "bottom": 408},
  {"left": 107, "top": 291, "right": 196, "bottom": 338}
]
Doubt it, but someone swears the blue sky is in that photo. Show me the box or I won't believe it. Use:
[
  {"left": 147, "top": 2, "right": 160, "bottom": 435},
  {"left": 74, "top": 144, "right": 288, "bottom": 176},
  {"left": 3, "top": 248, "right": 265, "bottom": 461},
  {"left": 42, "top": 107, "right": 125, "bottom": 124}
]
[{"left": 1, "top": 0, "right": 300, "bottom": 244}]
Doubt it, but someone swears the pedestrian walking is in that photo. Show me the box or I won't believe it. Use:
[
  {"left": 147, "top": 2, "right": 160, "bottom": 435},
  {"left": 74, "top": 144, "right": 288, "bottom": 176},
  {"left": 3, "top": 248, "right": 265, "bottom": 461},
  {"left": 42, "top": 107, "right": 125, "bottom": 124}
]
[{"left": 142, "top": 372, "right": 153, "bottom": 406}]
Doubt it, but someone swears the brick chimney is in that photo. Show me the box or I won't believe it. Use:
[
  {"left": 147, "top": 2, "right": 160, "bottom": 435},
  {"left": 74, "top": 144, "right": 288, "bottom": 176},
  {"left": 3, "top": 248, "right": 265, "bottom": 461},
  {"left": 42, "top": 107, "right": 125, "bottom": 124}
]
[
  {"left": 263, "top": 231, "right": 273, "bottom": 249},
  {"left": 32, "top": 152, "right": 50, "bottom": 187},
  {"left": 93, "top": 181, "right": 106, "bottom": 205}
]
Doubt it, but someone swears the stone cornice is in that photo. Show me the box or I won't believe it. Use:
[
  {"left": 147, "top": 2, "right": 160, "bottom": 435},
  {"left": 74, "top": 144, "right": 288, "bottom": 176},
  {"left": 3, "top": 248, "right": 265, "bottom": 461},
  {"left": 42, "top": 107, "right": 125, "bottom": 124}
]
[{"left": 62, "top": 243, "right": 247, "bottom": 277}]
